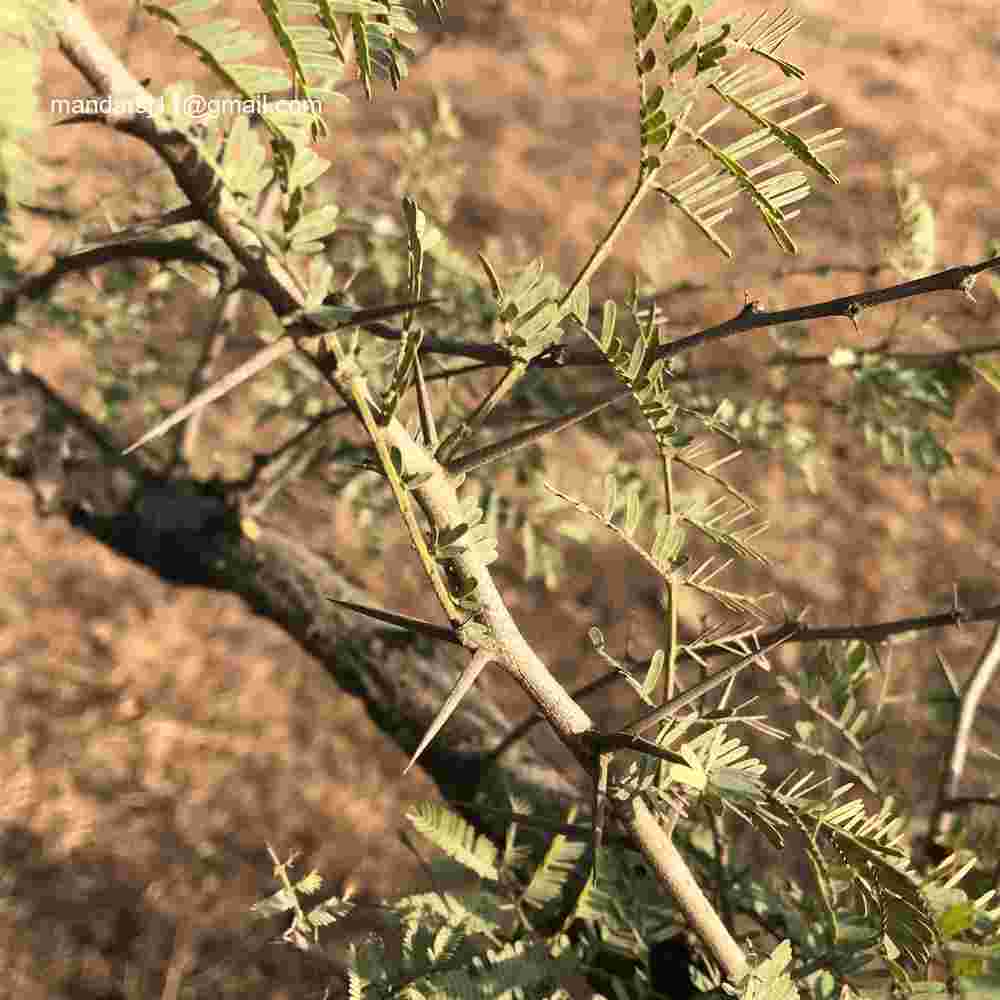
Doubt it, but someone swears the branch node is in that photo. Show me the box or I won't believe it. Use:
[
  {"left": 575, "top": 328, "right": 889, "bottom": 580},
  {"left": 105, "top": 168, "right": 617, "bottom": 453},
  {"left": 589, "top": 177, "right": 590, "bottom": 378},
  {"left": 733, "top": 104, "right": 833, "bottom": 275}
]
[{"left": 847, "top": 300, "right": 864, "bottom": 331}]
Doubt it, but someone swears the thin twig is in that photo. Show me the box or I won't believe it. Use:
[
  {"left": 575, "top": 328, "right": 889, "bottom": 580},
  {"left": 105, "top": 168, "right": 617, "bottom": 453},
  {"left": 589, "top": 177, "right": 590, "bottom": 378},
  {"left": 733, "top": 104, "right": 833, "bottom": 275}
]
[
  {"left": 926, "top": 624, "right": 1000, "bottom": 859},
  {"left": 174, "top": 179, "right": 282, "bottom": 469},
  {"left": 651, "top": 258, "right": 1000, "bottom": 364},
  {"left": 0, "top": 238, "right": 228, "bottom": 324}
]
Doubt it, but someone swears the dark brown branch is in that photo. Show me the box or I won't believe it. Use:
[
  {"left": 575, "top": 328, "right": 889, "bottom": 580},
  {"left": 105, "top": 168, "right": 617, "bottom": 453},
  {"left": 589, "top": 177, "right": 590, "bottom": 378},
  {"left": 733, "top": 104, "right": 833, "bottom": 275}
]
[
  {"left": 445, "top": 385, "right": 627, "bottom": 476},
  {"left": 359, "top": 256, "right": 1000, "bottom": 374},
  {"left": 0, "top": 356, "right": 580, "bottom": 828},
  {"left": 652, "top": 257, "right": 1000, "bottom": 363},
  {"left": 0, "top": 239, "right": 229, "bottom": 324}
]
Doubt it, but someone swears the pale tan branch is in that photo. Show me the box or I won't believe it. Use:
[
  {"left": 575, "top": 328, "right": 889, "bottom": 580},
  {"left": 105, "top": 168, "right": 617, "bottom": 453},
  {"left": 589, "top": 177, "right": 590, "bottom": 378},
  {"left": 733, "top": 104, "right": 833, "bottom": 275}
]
[{"left": 925, "top": 624, "right": 1000, "bottom": 861}]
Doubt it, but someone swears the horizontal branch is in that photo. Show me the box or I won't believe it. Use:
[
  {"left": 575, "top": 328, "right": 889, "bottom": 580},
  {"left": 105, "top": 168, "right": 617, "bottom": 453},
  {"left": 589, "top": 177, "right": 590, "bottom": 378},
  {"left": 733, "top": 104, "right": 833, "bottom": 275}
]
[
  {"left": 364, "top": 254, "right": 1000, "bottom": 374},
  {"left": 496, "top": 604, "right": 1000, "bottom": 753},
  {"left": 0, "top": 238, "right": 230, "bottom": 324},
  {"left": 5, "top": 204, "right": 996, "bottom": 390},
  {"left": 653, "top": 256, "right": 1000, "bottom": 362}
]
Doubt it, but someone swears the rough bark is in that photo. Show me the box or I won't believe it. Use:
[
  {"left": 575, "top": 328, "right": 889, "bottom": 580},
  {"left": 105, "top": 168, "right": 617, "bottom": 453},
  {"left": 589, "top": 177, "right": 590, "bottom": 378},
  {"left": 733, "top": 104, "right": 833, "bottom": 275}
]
[{"left": 0, "top": 356, "right": 581, "bottom": 834}]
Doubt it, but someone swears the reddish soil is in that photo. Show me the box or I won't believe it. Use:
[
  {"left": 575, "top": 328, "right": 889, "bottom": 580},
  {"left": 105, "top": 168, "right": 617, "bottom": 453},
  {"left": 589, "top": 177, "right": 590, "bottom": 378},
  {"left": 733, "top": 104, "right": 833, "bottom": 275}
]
[{"left": 2, "top": 0, "right": 999, "bottom": 995}]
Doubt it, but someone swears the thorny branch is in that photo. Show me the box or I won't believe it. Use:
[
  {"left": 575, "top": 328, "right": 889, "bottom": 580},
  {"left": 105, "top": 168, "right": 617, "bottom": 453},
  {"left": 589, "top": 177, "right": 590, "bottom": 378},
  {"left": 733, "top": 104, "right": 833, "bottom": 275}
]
[
  {"left": 47, "top": 1, "right": 748, "bottom": 979},
  {"left": 1, "top": 1, "right": 991, "bottom": 986},
  {"left": 494, "top": 604, "right": 1000, "bottom": 754}
]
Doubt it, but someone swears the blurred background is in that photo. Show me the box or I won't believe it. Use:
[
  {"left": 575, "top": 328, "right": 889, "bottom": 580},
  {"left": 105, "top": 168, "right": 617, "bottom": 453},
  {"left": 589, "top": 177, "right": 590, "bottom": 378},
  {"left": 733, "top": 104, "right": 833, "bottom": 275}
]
[{"left": 2, "top": 0, "right": 1000, "bottom": 994}]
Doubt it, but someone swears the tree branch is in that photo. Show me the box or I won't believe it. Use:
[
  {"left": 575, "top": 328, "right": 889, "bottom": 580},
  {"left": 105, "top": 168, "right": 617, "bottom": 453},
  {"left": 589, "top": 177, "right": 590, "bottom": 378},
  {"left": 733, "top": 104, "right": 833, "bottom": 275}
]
[
  {"left": 46, "top": 2, "right": 754, "bottom": 976},
  {"left": 0, "top": 354, "right": 579, "bottom": 822},
  {"left": 496, "top": 606, "right": 1000, "bottom": 753},
  {"left": 925, "top": 624, "right": 1000, "bottom": 863},
  {"left": 0, "top": 238, "right": 229, "bottom": 324},
  {"left": 46, "top": 3, "right": 999, "bottom": 984},
  {"left": 653, "top": 257, "right": 1000, "bottom": 363}
]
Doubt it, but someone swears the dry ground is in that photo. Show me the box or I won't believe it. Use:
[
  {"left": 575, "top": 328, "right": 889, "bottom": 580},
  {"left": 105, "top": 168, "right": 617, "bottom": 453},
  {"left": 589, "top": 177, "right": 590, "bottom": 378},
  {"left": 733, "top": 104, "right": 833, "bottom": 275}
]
[{"left": 2, "top": 0, "right": 1000, "bottom": 996}]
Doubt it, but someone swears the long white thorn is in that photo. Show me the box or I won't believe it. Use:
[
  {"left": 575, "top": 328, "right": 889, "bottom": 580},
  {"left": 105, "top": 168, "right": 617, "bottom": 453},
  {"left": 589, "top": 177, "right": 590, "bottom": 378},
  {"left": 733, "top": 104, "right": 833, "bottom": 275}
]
[{"left": 404, "top": 647, "right": 494, "bottom": 775}]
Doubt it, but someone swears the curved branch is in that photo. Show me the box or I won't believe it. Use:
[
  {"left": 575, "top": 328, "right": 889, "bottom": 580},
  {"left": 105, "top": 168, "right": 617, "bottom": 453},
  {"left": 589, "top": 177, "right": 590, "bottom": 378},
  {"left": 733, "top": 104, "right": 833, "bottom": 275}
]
[
  {"left": 925, "top": 625, "right": 1000, "bottom": 862},
  {"left": 0, "top": 238, "right": 229, "bottom": 324},
  {"left": 0, "top": 355, "right": 579, "bottom": 824}
]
